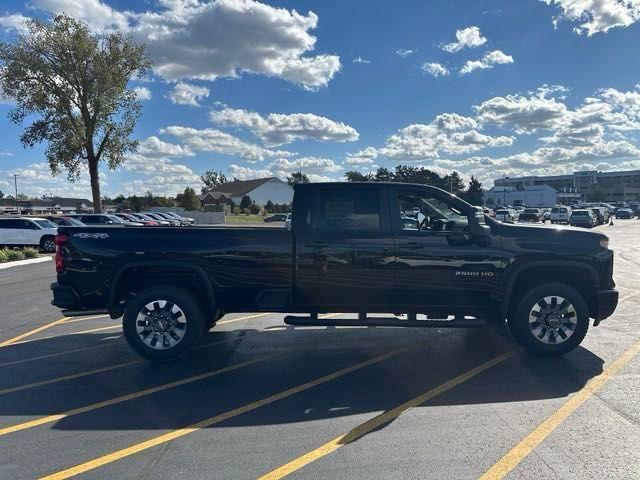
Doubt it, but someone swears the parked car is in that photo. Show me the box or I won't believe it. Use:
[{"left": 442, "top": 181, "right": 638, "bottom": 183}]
[
  {"left": 569, "top": 209, "right": 595, "bottom": 228},
  {"left": 145, "top": 212, "right": 180, "bottom": 226},
  {"left": 587, "top": 207, "right": 605, "bottom": 225},
  {"left": 284, "top": 213, "right": 292, "bottom": 229},
  {"left": 51, "top": 181, "right": 619, "bottom": 361},
  {"left": 115, "top": 213, "right": 158, "bottom": 226},
  {"left": 128, "top": 213, "right": 163, "bottom": 225},
  {"left": 0, "top": 217, "right": 58, "bottom": 252},
  {"left": 494, "top": 208, "right": 518, "bottom": 223},
  {"left": 550, "top": 206, "right": 572, "bottom": 224},
  {"left": 44, "top": 216, "right": 86, "bottom": 227},
  {"left": 162, "top": 211, "right": 195, "bottom": 225},
  {"left": 140, "top": 213, "right": 171, "bottom": 226},
  {"left": 264, "top": 214, "right": 288, "bottom": 222},
  {"left": 149, "top": 212, "right": 182, "bottom": 226},
  {"left": 615, "top": 208, "right": 635, "bottom": 219},
  {"left": 482, "top": 207, "right": 495, "bottom": 218},
  {"left": 67, "top": 214, "right": 143, "bottom": 226},
  {"left": 541, "top": 208, "right": 551, "bottom": 222},
  {"left": 518, "top": 208, "right": 545, "bottom": 223},
  {"left": 512, "top": 205, "right": 526, "bottom": 212}
]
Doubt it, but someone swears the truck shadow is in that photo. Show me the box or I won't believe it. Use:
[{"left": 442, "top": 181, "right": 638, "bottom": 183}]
[{"left": 0, "top": 325, "right": 604, "bottom": 436}]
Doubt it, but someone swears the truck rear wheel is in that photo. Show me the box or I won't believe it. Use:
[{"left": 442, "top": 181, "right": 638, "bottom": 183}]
[
  {"left": 509, "top": 282, "right": 589, "bottom": 356},
  {"left": 123, "top": 286, "right": 206, "bottom": 362}
]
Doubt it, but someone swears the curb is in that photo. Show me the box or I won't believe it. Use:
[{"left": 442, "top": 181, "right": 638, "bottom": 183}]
[{"left": 0, "top": 256, "right": 52, "bottom": 270}]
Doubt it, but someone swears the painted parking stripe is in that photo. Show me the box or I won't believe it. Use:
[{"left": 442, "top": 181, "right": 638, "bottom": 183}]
[
  {"left": 61, "top": 315, "right": 110, "bottom": 324},
  {"left": 0, "top": 349, "right": 275, "bottom": 437},
  {"left": 0, "top": 342, "right": 118, "bottom": 368},
  {"left": 0, "top": 317, "right": 69, "bottom": 347},
  {"left": 479, "top": 338, "right": 640, "bottom": 480},
  {"left": 38, "top": 345, "right": 412, "bottom": 480},
  {"left": 258, "top": 351, "right": 513, "bottom": 480}
]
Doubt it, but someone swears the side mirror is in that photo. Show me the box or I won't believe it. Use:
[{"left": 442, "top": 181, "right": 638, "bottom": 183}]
[
  {"left": 469, "top": 207, "right": 490, "bottom": 237},
  {"left": 107, "top": 220, "right": 114, "bottom": 224}
]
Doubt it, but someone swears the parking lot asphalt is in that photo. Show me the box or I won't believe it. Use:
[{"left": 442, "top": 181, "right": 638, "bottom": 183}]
[{"left": 0, "top": 221, "right": 639, "bottom": 480}]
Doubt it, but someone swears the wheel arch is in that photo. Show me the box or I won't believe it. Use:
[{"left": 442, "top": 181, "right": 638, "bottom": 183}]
[
  {"left": 500, "top": 261, "right": 600, "bottom": 320},
  {"left": 108, "top": 261, "right": 216, "bottom": 319}
]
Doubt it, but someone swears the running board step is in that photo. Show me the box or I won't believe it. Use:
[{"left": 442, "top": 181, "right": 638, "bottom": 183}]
[{"left": 284, "top": 315, "right": 486, "bottom": 328}]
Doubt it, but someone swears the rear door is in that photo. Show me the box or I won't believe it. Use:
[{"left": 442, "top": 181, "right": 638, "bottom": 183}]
[
  {"left": 16, "top": 219, "right": 41, "bottom": 245},
  {"left": 0, "top": 219, "right": 20, "bottom": 244},
  {"left": 293, "top": 185, "right": 395, "bottom": 310}
]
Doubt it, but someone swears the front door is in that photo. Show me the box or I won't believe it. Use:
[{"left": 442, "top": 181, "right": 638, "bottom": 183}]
[
  {"left": 294, "top": 185, "right": 395, "bottom": 311},
  {"left": 391, "top": 186, "right": 503, "bottom": 311}
]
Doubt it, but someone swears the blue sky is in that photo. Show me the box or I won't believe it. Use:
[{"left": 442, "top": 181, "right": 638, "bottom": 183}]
[{"left": 2, "top": 0, "right": 640, "bottom": 198}]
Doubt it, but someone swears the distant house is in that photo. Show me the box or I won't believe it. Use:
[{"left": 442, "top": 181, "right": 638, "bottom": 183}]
[{"left": 200, "top": 177, "right": 293, "bottom": 207}]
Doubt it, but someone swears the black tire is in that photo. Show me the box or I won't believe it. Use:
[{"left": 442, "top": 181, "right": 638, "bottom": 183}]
[
  {"left": 207, "top": 310, "right": 225, "bottom": 329},
  {"left": 40, "top": 235, "right": 56, "bottom": 253},
  {"left": 508, "top": 282, "right": 589, "bottom": 356},
  {"left": 123, "top": 285, "right": 207, "bottom": 362}
]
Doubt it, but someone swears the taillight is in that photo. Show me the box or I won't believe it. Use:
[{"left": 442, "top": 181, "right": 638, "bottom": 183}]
[{"left": 54, "top": 233, "right": 69, "bottom": 273}]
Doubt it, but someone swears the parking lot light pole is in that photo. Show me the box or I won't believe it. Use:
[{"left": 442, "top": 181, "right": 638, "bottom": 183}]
[{"left": 13, "top": 174, "right": 19, "bottom": 214}]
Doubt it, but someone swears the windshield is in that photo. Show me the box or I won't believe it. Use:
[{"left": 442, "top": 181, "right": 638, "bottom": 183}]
[{"left": 33, "top": 219, "right": 57, "bottom": 228}]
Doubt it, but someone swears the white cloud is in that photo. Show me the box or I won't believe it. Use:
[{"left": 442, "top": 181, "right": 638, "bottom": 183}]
[
  {"left": 209, "top": 108, "right": 359, "bottom": 146},
  {"left": 228, "top": 157, "right": 342, "bottom": 182},
  {"left": 166, "top": 82, "right": 210, "bottom": 107},
  {"left": 460, "top": 50, "right": 514, "bottom": 75},
  {"left": 395, "top": 49, "right": 415, "bottom": 58},
  {"left": 18, "top": 0, "right": 341, "bottom": 90},
  {"left": 159, "top": 125, "right": 294, "bottom": 161},
  {"left": 0, "top": 13, "right": 29, "bottom": 33},
  {"left": 345, "top": 147, "right": 378, "bottom": 165},
  {"left": 421, "top": 62, "right": 450, "bottom": 77},
  {"left": 442, "top": 26, "right": 487, "bottom": 53},
  {"left": 541, "top": 0, "right": 640, "bottom": 35},
  {"left": 3, "top": 162, "right": 95, "bottom": 198},
  {"left": 378, "top": 113, "right": 515, "bottom": 161},
  {"left": 132, "top": 86, "right": 152, "bottom": 101},
  {"left": 353, "top": 56, "right": 371, "bottom": 64},
  {"left": 135, "top": 136, "right": 194, "bottom": 159},
  {"left": 31, "top": 0, "right": 132, "bottom": 31}
]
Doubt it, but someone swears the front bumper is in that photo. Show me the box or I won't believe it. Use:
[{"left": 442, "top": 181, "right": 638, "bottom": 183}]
[{"left": 594, "top": 288, "right": 619, "bottom": 325}]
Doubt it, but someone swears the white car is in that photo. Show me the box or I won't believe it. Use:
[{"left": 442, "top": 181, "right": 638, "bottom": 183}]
[
  {"left": 0, "top": 217, "right": 58, "bottom": 252},
  {"left": 284, "top": 213, "right": 292, "bottom": 229},
  {"left": 494, "top": 208, "right": 518, "bottom": 223},
  {"left": 550, "top": 206, "right": 572, "bottom": 224}
]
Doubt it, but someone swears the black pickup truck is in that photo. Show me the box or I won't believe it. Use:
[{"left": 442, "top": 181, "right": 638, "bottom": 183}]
[{"left": 51, "top": 182, "right": 618, "bottom": 361}]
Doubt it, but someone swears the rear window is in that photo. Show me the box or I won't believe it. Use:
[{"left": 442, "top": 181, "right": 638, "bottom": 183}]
[
  {"left": 310, "top": 189, "right": 381, "bottom": 232},
  {"left": 551, "top": 208, "right": 567, "bottom": 213},
  {"left": 572, "top": 211, "right": 588, "bottom": 216},
  {"left": 495, "top": 210, "right": 508, "bottom": 214},
  {"left": 33, "top": 220, "right": 57, "bottom": 228},
  {"left": 523, "top": 209, "right": 538, "bottom": 213}
]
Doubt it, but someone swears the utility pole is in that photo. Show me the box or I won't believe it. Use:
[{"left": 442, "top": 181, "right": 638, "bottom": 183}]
[
  {"left": 13, "top": 174, "right": 19, "bottom": 214},
  {"left": 502, "top": 175, "right": 506, "bottom": 206}
]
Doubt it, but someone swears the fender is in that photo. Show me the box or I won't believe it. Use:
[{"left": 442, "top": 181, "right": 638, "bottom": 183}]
[
  {"left": 499, "top": 259, "right": 600, "bottom": 318},
  {"left": 107, "top": 261, "right": 216, "bottom": 318}
]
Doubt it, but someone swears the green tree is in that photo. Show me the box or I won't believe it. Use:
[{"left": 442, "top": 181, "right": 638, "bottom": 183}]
[
  {"left": 240, "top": 195, "right": 252, "bottom": 212},
  {"left": 444, "top": 171, "right": 465, "bottom": 195},
  {"left": 287, "top": 171, "right": 309, "bottom": 186},
  {"left": 265, "top": 200, "right": 275, "bottom": 213},
  {"left": 0, "top": 190, "right": 4, "bottom": 198},
  {"left": 373, "top": 167, "right": 394, "bottom": 182},
  {"left": 0, "top": 15, "right": 151, "bottom": 213},
  {"left": 344, "top": 170, "right": 373, "bottom": 181},
  {"left": 200, "top": 169, "right": 228, "bottom": 194},
  {"left": 177, "top": 187, "right": 200, "bottom": 211},
  {"left": 462, "top": 176, "right": 484, "bottom": 205}
]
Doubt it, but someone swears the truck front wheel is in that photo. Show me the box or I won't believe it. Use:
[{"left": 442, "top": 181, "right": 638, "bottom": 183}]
[
  {"left": 509, "top": 282, "right": 589, "bottom": 356},
  {"left": 123, "top": 286, "right": 206, "bottom": 362}
]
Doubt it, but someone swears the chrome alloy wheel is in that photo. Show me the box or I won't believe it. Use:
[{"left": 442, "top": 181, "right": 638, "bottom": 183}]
[
  {"left": 136, "top": 300, "right": 187, "bottom": 350},
  {"left": 528, "top": 295, "right": 577, "bottom": 344}
]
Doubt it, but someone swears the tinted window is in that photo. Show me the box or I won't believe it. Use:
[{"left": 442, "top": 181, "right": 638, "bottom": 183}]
[
  {"left": 0, "top": 219, "right": 20, "bottom": 229},
  {"left": 79, "top": 216, "right": 101, "bottom": 224},
  {"left": 311, "top": 189, "right": 380, "bottom": 232},
  {"left": 33, "top": 220, "right": 57, "bottom": 229},
  {"left": 18, "top": 220, "right": 38, "bottom": 229},
  {"left": 397, "top": 190, "right": 468, "bottom": 232}
]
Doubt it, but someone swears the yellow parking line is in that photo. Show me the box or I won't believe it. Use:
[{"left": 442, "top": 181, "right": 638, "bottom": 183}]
[
  {"left": 0, "top": 317, "right": 69, "bottom": 348},
  {"left": 259, "top": 352, "right": 513, "bottom": 480},
  {"left": 479, "top": 338, "right": 640, "bottom": 480},
  {"left": 38, "top": 345, "right": 412, "bottom": 480},
  {"left": 61, "top": 315, "right": 110, "bottom": 324},
  {"left": 0, "top": 348, "right": 272, "bottom": 437},
  {"left": 0, "top": 342, "right": 117, "bottom": 368}
]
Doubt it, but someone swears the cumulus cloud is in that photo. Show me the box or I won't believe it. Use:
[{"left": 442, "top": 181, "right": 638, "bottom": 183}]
[
  {"left": 12, "top": 0, "right": 341, "bottom": 90},
  {"left": 345, "top": 147, "right": 378, "bottom": 165},
  {"left": 159, "top": 125, "right": 294, "bottom": 161},
  {"left": 442, "top": 26, "right": 487, "bottom": 53},
  {"left": 166, "top": 82, "right": 210, "bottom": 106},
  {"left": 378, "top": 113, "right": 515, "bottom": 161},
  {"left": 228, "top": 157, "right": 342, "bottom": 182},
  {"left": 459, "top": 50, "right": 514, "bottom": 75},
  {"left": 541, "top": 0, "right": 640, "bottom": 35},
  {"left": 135, "top": 136, "right": 194, "bottom": 159},
  {"left": 209, "top": 107, "right": 359, "bottom": 146},
  {"left": 0, "top": 13, "right": 29, "bottom": 33},
  {"left": 132, "top": 86, "right": 152, "bottom": 101},
  {"left": 421, "top": 62, "right": 450, "bottom": 77}
]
